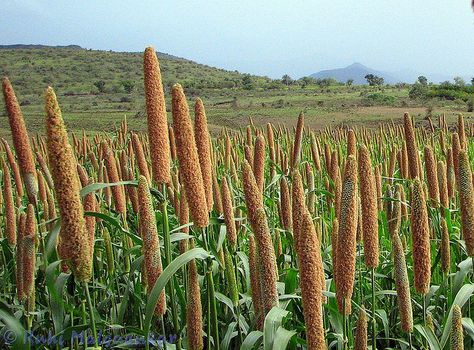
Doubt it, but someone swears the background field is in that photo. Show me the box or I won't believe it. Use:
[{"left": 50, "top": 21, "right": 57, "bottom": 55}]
[{"left": 1, "top": 46, "right": 472, "bottom": 139}]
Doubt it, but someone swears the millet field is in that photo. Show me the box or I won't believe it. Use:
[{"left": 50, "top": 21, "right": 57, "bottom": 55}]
[{"left": 0, "top": 47, "right": 472, "bottom": 350}]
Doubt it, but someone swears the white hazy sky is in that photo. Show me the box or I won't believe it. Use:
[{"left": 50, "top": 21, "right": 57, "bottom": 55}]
[{"left": 1, "top": 0, "right": 473, "bottom": 79}]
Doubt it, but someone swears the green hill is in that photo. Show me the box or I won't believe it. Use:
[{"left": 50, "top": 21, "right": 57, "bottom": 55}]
[
  {"left": 0, "top": 45, "right": 275, "bottom": 137},
  {"left": 0, "top": 45, "right": 268, "bottom": 103}
]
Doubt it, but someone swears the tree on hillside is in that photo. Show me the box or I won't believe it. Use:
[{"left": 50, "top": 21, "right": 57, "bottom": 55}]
[
  {"left": 454, "top": 76, "right": 465, "bottom": 87},
  {"left": 281, "top": 74, "right": 293, "bottom": 86},
  {"left": 242, "top": 74, "right": 254, "bottom": 90},
  {"left": 471, "top": 77, "right": 474, "bottom": 86},
  {"left": 409, "top": 82, "right": 428, "bottom": 100},
  {"left": 346, "top": 79, "right": 354, "bottom": 86},
  {"left": 417, "top": 76, "right": 428, "bottom": 86},
  {"left": 316, "top": 78, "right": 333, "bottom": 88},
  {"left": 364, "top": 74, "right": 384, "bottom": 86},
  {"left": 298, "top": 76, "right": 315, "bottom": 89},
  {"left": 94, "top": 80, "right": 106, "bottom": 93},
  {"left": 121, "top": 80, "right": 135, "bottom": 94}
]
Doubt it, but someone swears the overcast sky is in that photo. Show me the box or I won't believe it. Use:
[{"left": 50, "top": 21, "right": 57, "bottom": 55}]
[{"left": 1, "top": 0, "right": 473, "bottom": 79}]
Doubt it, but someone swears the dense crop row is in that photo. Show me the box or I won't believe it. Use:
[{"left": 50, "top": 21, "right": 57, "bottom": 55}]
[{"left": 0, "top": 47, "right": 473, "bottom": 349}]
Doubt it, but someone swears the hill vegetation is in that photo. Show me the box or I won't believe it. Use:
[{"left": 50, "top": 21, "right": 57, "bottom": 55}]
[{"left": 0, "top": 46, "right": 472, "bottom": 138}]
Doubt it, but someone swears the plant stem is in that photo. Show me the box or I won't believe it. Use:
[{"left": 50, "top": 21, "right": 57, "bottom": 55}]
[
  {"left": 206, "top": 276, "right": 211, "bottom": 350},
  {"left": 202, "top": 227, "right": 220, "bottom": 350},
  {"left": 408, "top": 332, "right": 413, "bottom": 350},
  {"left": 423, "top": 296, "right": 427, "bottom": 350},
  {"left": 160, "top": 315, "right": 168, "bottom": 350},
  {"left": 358, "top": 243, "right": 363, "bottom": 303},
  {"left": 343, "top": 298, "right": 348, "bottom": 350},
  {"left": 232, "top": 252, "right": 243, "bottom": 345},
  {"left": 161, "top": 184, "right": 182, "bottom": 350},
  {"left": 371, "top": 267, "right": 377, "bottom": 350},
  {"left": 83, "top": 281, "right": 98, "bottom": 348}
]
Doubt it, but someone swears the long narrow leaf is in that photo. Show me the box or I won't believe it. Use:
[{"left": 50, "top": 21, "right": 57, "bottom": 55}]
[{"left": 143, "top": 248, "right": 210, "bottom": 338}]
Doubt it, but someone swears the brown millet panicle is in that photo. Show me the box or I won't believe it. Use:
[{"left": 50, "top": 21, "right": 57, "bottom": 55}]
[
  {"left": 333, "top": 165, "right": 342, "bottom": 220},
  {"left": 388, "top": 186, "right": 402, "bottom": 237},
  {"left": 324, "top": 143, "right": 332, "bottom": 172},
  {"left": 447, "top": 148, "right": 455, "bottom": 199},
  {"left": 132, "top": 133, "right": 151, "bottom": 185},
  {"left": 437, "top": 160, "right": 449, "bottom": 211},
  {"left": 401, "top": 142, "right": 409, "bottom": 179},
  {"left": 307, "top": 166, "right": 316, "bottom": 214},
  {"left": 452, "top": 133, "right": 461, "bottom": 187},
  {"left": 291, "top": 171, "right": 305, "bottom": 252},
  {"left": 36, "top": 151, "right": 54, "bottom": 190},
  {"left": 37, "top": 171, "right": 47, "bottom": 205},
  {"left": 249, "top": 234, "right": 264, "bottom": 329},
  {"left": 123, "top": 164, "right": 139, "bottom": 214},
  {"left": 171, "top": 84, "right": 208, "bottom": 228},
  {"left": 244, "top": 145, "right": 253, "bottom": 165},
  {"left": 2, "top": 139, "right": 24, "bottom": 198},
  {"left": 221, "top": 177, "right": 237, "bottom": 248},
  {"left": 242, "top": 160, "right": 263, "bottom": 226},
  {"left": 16, "top": 213, "right": 26, "bottom": 300},
  {"left": 424, "top": 146, "right": 439, "bottom": 204},
  {"left": 439, "top": 130, "right": 446, "bottom": 156},
  {"left": 450, "top": 305, "right": 464, "bottom": 350},
  {"left": 186, "top": 239, "right": 204, "bottom": 350},
  {"left": 374, "top": 165, "right": 382, "bottom": 210},
  {"left": 347, "top": 129, "right": 356, "bottom": 157},
  {"left": 169, "top": 126, "right": 177, "bottom": 162},
  {"left": 392, "top": 233, "right": 413, "bottom": 333},
  {"left": 253, "top": 134, "right": 266, "bottom": 195},
  {"left": 458, "top": 150, "right": 474, "bottom": 256},
  {"left": 246, "top": 126, "right": 252, "bottom": 147},
  {"left": 83, "top": 176, "right": 97, "bottom": 260},
  {"left": 458, "top": 114, "right": 466, "bottom": 150},
  {"left": 178, "top": 187, "right": 190, "bottom": 254},
  {"left": 330, "top": 150, "right": 339, "bottom": 181},
  {"left": 45, "top": 87, "right": 91, "bottom": 281},
  {"left": 331, "top": 218, "right": 339, "bottom": 291},
  {"left": 2, "top": 78, "right": 38, "bottom": 204},
  {"left": 357, "top": 145, "right": 379, "bottom": 268},
  {"left": 310, "top": 132, "right": 321, "bottom": 171},
  {"left": 280, "top": 177, "right": 292, "bottom": 231},
  {"left": 291, "top": 112, "right": 304, "bottom": 169},
  {"left": 410, "top": 178, "right": 431, "bottom": 294},
  {"left": 22, "top": 204, "right": 36, "bottom": 299},
  {"left": 335, "top": 155, "right": 358, "bottom": 314},
  {"left": 403, "top": 113, "right": 419, "bottom": 179},
  {"left": 267, "top": 123, "right": 276, "bottom": 177},
  {"left": 354, "top": 306, "right": 368, "bottom": 350},
  {"left": 441, "top": 218, "right": 451, "bottom": 274},
  {"left": 212, "top": 171, "right": 223, "bottom": 214},
  {"left": 143, "top": 47, "right": 171, "bottom": 184},
  {"left": 298, "top": 210, "right": 326, "bottom": 350},
  {"left": 388, "top": 146, "right": 396, "bottom": 183},
  {"left": 102, "top": 142, "right": 126, "bottom": 215},
  {"left": 194, "top": 98, "right": 214, "bottom": 212},
  {"left": 252, "top": 208, "right": 279, "bottom": 315},
  {"left": 2, "top": 157, "right": 16, "bottom": 246},
  {"left": 426, "top": 312, "right": 434, "bottom": 333},
  {"left": 137, "top": 175, "right": 166, "bottom": 315}
]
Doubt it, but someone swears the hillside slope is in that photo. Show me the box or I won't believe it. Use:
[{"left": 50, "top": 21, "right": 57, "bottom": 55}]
[{"left": 0, "top": 46, "right": 267, "bottom": 103}]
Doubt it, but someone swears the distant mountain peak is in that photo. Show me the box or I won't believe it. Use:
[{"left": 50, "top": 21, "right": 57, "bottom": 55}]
[
  {"left": 347, "top": 62, "right": 366, "bottom": 68},
  {"left": 310, "top": 62, "right": 397, "bottom": 85}
]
